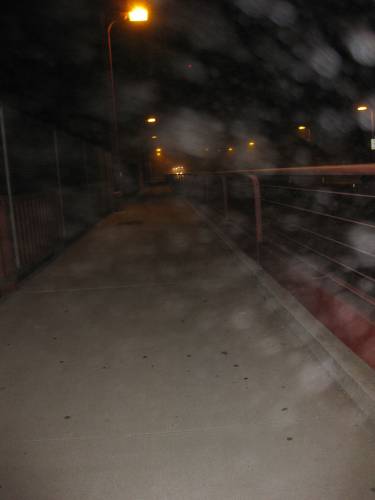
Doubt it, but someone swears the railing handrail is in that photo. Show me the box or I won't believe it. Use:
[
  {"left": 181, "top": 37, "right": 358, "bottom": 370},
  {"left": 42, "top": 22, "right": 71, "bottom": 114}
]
[{"left": 173, "top": 163, "right": 375, "bottom": 177}]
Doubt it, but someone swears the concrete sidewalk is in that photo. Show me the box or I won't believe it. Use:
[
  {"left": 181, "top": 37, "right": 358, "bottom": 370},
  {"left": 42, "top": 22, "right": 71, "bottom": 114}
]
[{"left": 1, "top": 187, "right": 375, "bottom": 500}]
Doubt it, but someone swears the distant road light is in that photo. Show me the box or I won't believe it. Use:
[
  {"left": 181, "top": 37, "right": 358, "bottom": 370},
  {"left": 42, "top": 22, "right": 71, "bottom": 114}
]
[
  {"left": 152, "top": 135, "right": 157, "bottom": 139},
  {"left": 298, "top": 125, "right": 307, "bottom": 130},
  {"left": 248, "top": 141, "right": 255, "bottom": 147},
  {"left": 127, "top": 6, "right": 149, "bottom": 22},
  {"left": 228, "top": 147, "right": 234, "bottom": 152},
  {"left": 356, "top": 104, "right": 375, "bottom": 143},
  {"left": 147, "top": 117, "right": 157, "bottom": 123},
  {"left": 172, "top": 165, "right": 185, "bottom": 176}
]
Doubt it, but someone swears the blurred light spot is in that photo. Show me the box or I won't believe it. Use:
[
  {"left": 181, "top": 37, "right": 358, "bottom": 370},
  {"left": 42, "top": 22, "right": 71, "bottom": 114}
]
[
  {"left": 270, "top": 1, "right": 296, "bottom": 26},
  {"left": 347, "top": 29, "right": 375, "bottom": 66},
  {"left": 319, "top": 109, "right": 350, "bottom": 135},
  {"left": 235, "top": 0, "right": 271, "bottom": 18},
  {"left": 310, "top": 46, "right": 341, "bottom": 79},
  {"left": 299, "top": 362, "right": 333, "bottom": 394}
]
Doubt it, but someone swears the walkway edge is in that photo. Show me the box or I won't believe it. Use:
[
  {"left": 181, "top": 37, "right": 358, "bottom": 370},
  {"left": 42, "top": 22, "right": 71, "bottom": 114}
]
[{"left": 188, "top": 201, "right": 375, "bottom": 420}]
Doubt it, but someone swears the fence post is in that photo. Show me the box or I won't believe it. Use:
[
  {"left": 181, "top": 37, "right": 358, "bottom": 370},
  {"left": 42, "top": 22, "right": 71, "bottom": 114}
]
[
  {"left": 53, "top": 130, "right": 66, "bottom": 240},
  {"left": 0, "top": 105, "right": 21, "bottom": 270},
  {"left": 0, "top": 198, "right": 17, "bottom": 291},
  {"left": 221, "top": 175, "right": 228, "bottom": 219},
  {"left": 205, "top": 175, "right": 210, "bottom": 203},
  {"left": 249, "top": 174, "right": 263, "bottom": 263},
  {"left": 82, "top": 140, "right": 90, "bottom": 190}
]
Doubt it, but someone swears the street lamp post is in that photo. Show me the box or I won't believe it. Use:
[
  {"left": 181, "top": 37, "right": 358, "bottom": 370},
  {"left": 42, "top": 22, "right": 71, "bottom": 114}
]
[
  {"left": 357, "top": 105, "right": 375, "bottom": 149},
  {"left": 107, "top": 20, "right": 120, "bottom": 157},
  {"left": 106, "top": 5, "right": 150, "bottom": 159}
]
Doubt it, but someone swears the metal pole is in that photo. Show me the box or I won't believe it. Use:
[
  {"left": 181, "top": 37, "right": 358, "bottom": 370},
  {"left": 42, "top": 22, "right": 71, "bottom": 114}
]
[
  {"left": 221, "top": 175, "right": 228, "bottom": 219},
  {"left": 53, "top": 130, "right": 66, "bottom": 240},
  {"left": 82, "top": 141, "right": 89, "bottom": 190},
  {"left": 249, "top": 174, "right": 263, "bottom": 263},
  {"left": 107, "top": 20, "right": 120, "bottom": 158},
  {"left": 205, "top": 175, "right": 210, "bottom": 203},
  {"left": 0, "top": 105, "right": 21, "bottom": 269},
  {"left": 371, "top": 109, "right": 374, "bottom": 143}
]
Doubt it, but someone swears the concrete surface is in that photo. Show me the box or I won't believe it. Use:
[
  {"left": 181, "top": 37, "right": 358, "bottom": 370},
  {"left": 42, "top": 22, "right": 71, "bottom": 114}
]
[{"left": 1, "top": 187, "right": 375, "bottom": 500}]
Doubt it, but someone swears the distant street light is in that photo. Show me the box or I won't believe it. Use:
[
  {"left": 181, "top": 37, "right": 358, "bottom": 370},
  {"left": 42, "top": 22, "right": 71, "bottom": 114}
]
[
  {"left": 357, "top": 105, "right": 375, "bottom": 147},
  {"left": 248, "top": 141, "right": 255, "bottom": 148},
  {"left": 107, "top": 4, "right": 150, "bottom": 158},
  {"left": 297, "top": 125, "right": 311, "bottom": 141},
  {"left": 152, "top": 135, "right": 157, "bottom": 139},
  {"left": 227, "top": 147, "right": 234, "bottom": 152},
  {"left": 146, "top": 117, "right": 157, "bottom": 124}
]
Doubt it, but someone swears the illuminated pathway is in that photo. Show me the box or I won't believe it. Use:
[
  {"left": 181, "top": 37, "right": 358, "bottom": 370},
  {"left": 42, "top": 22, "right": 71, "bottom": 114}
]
[{"left": 1, "top": 187, "right": 375, "bottom": 499}]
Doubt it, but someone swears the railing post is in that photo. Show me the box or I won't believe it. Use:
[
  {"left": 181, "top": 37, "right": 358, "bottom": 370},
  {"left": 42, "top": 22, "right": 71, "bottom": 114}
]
[
  {"left": 0, "top": 198, "right": 17, "bottom": 291},
  {"left": 221, "top": 175, "right": 228, "bottom": 219},
  {"left": 53, "top": 129, "right": 66, "bottom": 240},
  {"left": 249, "top": 174, "right": 263, "bottom": 263},
  {"left": 82, "top": 140, "right": 90, "bottom": 190},
  {"left": 0, "top": 105, "right": 21, "bottom": 270}
]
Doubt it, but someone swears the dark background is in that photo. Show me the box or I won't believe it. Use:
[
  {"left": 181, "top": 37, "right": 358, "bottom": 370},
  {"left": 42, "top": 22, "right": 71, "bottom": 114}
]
[{"left": 1, "top": 0, "right": 375, "bottom": 168}]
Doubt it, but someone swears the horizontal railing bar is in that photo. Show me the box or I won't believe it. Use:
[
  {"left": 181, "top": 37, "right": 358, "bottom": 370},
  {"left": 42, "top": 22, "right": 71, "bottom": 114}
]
[
  {"left": 286, "top": 224, "right": 375, "bottom": 260},
  {"left": 263, "top": 198, "right": 375, "bottom": 230},
  {"left": 262, "top": 184, "right": 375, "bottom": 199},
  {"left": 214, "top": 207, "right": 375, "bottom": 307},
  {"left": 178, "top": 163, "right": 375, "bottom": 177},
  {"left": 262, "top": 213, "right": 375, "bottom": 260},
  {"left": 273, "top": 228, "right": 375, "bottom": 285},
  {"left": 267, "top": 234, "right": 375, "bottom": 308},
  {"left": 247, "top": 164, "right": 375, "bottom": 176}
]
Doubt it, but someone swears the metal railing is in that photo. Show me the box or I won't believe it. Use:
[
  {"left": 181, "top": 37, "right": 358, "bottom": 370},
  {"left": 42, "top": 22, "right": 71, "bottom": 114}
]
[{"left": 172, "top": 164, "right": 375, "bottom": 311}]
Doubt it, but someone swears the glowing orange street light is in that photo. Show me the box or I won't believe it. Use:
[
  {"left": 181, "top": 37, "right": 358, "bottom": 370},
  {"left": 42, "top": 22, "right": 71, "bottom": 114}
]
[
  {"left": 156, "top": 148, "right": 162, "bottom": 152},
  {"left": 248, "top": 141, "right": 255, "bottom": 148},
  {"left": 152, "top": 135, "right": 157, "bottom": 139},
  {"left": 126, "top": 5, "right": 149, "bottom": 22},
  {"left": 298, "top": 125, "right": 306, "bottom": 131},
  {"left": 146, "top": 116, "right": 157, "bottom": 124},
  {"left": 228, "top": 147, "right": 234, "bottom": 152}
]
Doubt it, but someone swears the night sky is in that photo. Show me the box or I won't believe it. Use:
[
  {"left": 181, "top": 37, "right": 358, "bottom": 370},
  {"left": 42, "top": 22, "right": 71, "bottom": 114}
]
[{"left": 2, "top": 0, "right": 375, "bottom": 166}]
